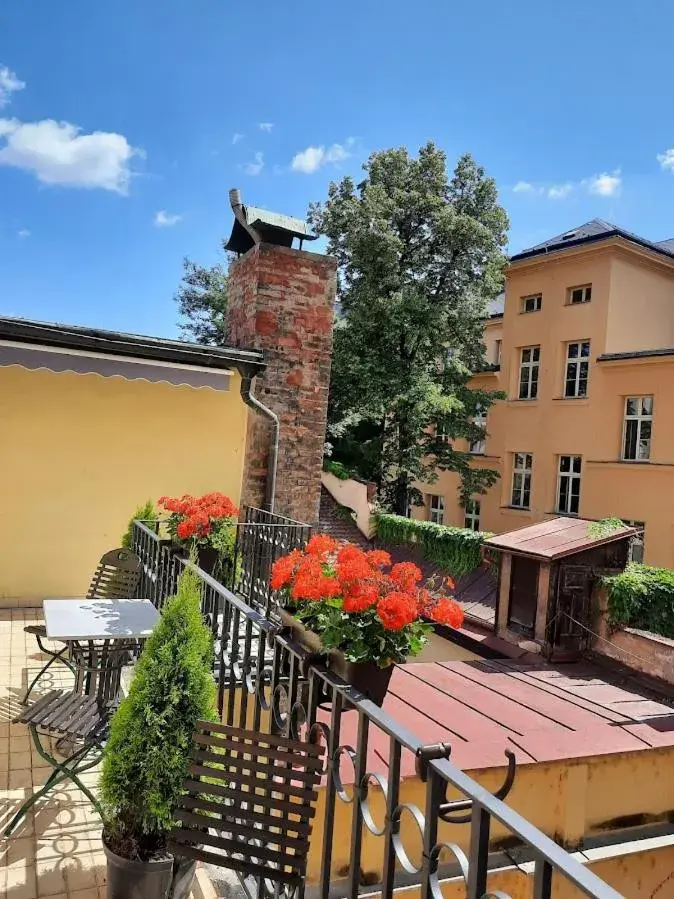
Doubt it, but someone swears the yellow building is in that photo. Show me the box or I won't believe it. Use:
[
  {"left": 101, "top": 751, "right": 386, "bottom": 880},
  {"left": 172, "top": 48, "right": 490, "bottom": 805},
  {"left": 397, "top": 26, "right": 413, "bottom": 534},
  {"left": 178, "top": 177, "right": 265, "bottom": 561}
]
[{"left": 416, "top": 219, "right": 674, "bottom": 567}]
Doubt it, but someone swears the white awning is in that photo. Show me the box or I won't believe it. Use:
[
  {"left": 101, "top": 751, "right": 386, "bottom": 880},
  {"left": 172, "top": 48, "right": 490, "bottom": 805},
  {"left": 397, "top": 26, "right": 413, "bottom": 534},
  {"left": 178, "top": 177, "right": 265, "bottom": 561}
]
[{"left": 0, "top": 341, "right": 231, "bottom": 391}]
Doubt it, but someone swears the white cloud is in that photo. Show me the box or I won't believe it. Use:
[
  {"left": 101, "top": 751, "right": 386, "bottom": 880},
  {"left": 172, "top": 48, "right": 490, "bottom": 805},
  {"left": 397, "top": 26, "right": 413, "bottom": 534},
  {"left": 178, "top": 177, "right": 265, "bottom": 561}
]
[
  {"left": 232, "top": 132, "right": 244, "bottom": 145},
  {"left": 548, "top": 182, "right": 573, "bottom": 200},
  {"left": 17, "top": 228, "right": 30, "bottom": 238},
  {"left": 657, "top": 149, "right": 674, "bottom": 171},
  {"left": 0, "top": 117, "right": 141, "bottom": 193},
  {"left": 258, "top": 122, "right": 273, "bottom": 132},
  {"left": 291, "top": 139, "right": 354, "bottom": 174},
  {"left": 242, "top": 151, "right": 264, "bottom": 175},
  {"left": 0, "top": 65, "right": 25, "bottom": 108},
  {"left": 584, "top": 170, "right": 622, "bottom": 197},
  {"left": 513, "top": 181, "right": 536, "bottom": 193},
  {"left": 154, "top": 210, "right": 182, "bottom": 227}
]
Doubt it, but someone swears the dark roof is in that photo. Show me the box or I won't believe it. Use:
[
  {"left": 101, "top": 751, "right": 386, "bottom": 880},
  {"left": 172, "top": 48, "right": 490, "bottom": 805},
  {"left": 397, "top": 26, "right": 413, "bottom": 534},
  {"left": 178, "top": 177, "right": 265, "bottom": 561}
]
[
  {"left": 511, "top": 218, "right": 674, "bottom": 264},
  {"left": 598, "top": 347, "right": 674, "bottom": 363},
  {"left": 485, "top": 516, "right": 636, "bottom": 561},
  {"left": 0, "top": 315, "right": 265, "bottom": 375}
]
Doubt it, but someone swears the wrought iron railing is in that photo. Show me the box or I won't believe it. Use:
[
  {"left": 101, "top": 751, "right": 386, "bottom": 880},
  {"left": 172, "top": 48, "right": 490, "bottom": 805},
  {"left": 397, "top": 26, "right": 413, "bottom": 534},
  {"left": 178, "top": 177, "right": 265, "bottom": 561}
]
[{"left": 131, "top": 516, "right": 624, "bottom": 899}]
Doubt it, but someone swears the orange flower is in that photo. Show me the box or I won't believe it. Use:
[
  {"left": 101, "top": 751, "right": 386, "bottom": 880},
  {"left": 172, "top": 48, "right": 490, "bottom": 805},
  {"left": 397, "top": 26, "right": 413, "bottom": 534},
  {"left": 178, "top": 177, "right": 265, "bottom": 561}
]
[
  {"left": 306, "top": 534, "right": 338, "bottom": 557},
  {"left": 445, "top": 576, "right": 456, "bottom": 591},
  {"left": 366, "top": 549, "right": 392, "bottom": 569},
  {"left": 431, "top": 598, "right": 465, "bottom": 629},
  {"left": 342, "top": 583, "right": 379, "bottom": 613},
  {"left": 390, "top": 562, "right": 422, "bottom": 590},
  {"left": 377, "top": 592, "right": 419, "bottom": 631}
]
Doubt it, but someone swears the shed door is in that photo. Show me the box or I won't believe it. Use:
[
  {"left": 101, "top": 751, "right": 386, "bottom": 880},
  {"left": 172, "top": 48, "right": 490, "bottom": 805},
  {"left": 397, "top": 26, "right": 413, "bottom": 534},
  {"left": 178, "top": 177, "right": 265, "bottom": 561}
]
[{"left": 508, "top": 555, "right": 539, "bottom": 636}]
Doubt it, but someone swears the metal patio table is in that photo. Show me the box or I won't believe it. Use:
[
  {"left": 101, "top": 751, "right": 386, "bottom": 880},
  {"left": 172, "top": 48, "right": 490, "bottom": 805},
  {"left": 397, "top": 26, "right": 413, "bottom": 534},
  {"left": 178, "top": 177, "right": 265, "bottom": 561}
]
[{"left": 43, "top": 597, "right": 159, "bottom": 642}]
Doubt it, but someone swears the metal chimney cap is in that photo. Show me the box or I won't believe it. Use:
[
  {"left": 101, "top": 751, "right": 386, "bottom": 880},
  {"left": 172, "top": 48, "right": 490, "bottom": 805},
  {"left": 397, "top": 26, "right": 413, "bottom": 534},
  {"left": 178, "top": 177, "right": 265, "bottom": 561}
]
[{"left": 225, "top": 188, "right": 317, "bottom": 255}]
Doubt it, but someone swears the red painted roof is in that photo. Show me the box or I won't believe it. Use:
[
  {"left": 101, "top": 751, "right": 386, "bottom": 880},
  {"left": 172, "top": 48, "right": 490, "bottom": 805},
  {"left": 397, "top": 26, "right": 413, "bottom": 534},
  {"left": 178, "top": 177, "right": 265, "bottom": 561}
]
[
  {"left": 484, "top": 516, "right": 636, "bottom": 560},
  {"left": 320, "top": 658, "right": 674, "bottom": 784}
]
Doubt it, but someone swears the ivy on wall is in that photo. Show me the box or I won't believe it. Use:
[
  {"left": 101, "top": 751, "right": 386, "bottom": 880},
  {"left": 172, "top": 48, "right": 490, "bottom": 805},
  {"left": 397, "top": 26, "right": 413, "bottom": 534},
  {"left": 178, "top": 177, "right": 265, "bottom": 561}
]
[
  {"left": 602, "top": 563, "right": 674, "bottom": 639},
  {"left": 374, "top": 513, "right": 490, "bottom": 577}
]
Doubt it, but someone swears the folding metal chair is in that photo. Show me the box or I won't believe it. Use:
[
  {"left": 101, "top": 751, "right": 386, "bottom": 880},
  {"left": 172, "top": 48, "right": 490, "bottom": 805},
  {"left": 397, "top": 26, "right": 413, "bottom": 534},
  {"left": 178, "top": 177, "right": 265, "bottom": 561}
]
[
  {"left": 23, "top": 548, "right": 141, "bottom": 703},
  {"left": 168, "top": 721, "right": 325, "bottom": 895},
  {"left": 4, "top": 638, "right": 137, "bottom": 837}
]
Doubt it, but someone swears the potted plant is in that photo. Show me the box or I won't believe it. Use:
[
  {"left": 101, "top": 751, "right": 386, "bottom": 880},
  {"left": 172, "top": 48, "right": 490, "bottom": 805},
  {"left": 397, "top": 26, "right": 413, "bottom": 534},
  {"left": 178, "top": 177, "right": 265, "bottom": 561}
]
[
  {"left": 271, "top": 535, "right": 465, "bottom": 704},
  {"left": 158, "top": 491, "right": 238, "bottom": 578},
  {"left": 100, "top": 564, "right": 218, "bottom": 899}
]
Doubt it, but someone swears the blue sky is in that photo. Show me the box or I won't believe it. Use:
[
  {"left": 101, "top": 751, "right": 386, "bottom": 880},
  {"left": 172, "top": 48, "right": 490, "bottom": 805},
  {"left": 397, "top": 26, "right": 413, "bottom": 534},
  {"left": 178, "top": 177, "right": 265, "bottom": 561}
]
[{"left": 2, "top": 1, "right": 674, "bottom": 338}]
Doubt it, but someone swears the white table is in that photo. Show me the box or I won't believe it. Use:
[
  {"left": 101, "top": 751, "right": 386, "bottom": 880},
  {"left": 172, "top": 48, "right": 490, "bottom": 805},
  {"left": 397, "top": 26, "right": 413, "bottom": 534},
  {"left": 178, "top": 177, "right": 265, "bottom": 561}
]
[{"left": 44, "top": 598, "right": 159, "bottom": 641}]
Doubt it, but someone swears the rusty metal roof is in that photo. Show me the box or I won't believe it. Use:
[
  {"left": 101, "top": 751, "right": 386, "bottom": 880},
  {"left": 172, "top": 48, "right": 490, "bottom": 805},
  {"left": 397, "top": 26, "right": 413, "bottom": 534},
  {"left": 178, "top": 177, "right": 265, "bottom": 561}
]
[{"left": 484, "top": 517, "right": 637, "bottom": 561}]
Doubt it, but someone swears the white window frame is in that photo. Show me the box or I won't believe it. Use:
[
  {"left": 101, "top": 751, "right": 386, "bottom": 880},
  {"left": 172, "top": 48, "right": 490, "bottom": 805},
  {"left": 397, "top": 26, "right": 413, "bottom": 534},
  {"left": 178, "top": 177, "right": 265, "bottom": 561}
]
[
  {"left": 494, "top": 339, "right": 502, "bottom": 366},
  {"left": 622, "top": 396, "right": 653, "bottom": 461},
  {"left": 557, "top": 455, "right": 582, "bottom": 515},
  {"left": 511, "top": 453, "right": 533, "bottom": 509},
  {"left": 564, "top": 341, "right": 590, "bottom": 398},
  {"left": 568, "top": 284, "right": 592, "bottom": 305},
  {"left": 437, "top": 421, "right": 451, "bottom": 443},
  {"left": 623, "top": 519, "right": 645, "bottom": 563},
  {"left": 518, "top": 346, "right": 540, "bottom": 400},
  {"left": 521, "top": 294, "right": 542, "bottom": 313},
  {"left": 464, "top": 498, "right": 481, "bottom": 531},
  {"left": 469, "top": 406, "right": 487, "bottom": 454},
  {"left": 428, "top": 494, "right": 445, "bottom": 524}
]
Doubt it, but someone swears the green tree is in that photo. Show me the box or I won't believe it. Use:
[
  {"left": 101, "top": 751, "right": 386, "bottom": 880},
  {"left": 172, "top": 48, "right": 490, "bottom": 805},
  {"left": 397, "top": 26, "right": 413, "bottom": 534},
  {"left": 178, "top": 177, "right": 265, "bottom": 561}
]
[
  {"left": 175, "top": 256, "right": 229, "bottom": 345},
  {"left": 309, "top": 143, "right": 508, "bottom": 514}
]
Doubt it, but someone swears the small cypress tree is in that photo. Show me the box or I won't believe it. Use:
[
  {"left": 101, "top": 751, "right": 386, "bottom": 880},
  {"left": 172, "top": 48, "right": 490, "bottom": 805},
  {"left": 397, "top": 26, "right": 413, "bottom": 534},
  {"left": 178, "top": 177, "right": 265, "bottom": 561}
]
[
  {"left": 121, "top": 499, "right": 157, "bottom": 550},
  {"left": 100, "top": 565, "right": 217, "bottom": 859}
]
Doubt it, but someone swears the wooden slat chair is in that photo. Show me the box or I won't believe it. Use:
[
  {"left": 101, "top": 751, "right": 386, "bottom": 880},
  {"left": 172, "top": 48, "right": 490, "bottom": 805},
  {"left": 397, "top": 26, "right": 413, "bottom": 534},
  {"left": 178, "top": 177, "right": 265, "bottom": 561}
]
[
  {"left": 23, "top": 548, "right": 141, "bottom": 703},
  {"left": 168, "top": 721, "right": 325, "bottom": 893},
  {"left": 3, "top": 638, "right": 137, "bottom": 837}
]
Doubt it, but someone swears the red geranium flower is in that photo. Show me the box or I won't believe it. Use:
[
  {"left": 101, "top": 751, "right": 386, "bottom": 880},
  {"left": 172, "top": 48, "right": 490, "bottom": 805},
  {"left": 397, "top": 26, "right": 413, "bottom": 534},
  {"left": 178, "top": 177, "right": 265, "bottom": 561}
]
[
  {"left": 390, "top": 562, "right": 423, "bottom": 590},
  {"left": 431, "top": 598, "right": 464, "bottom": 629},
  {"left": 342, "top": 583, "right": 379, "bottom": 613},
  {"left": 306, "top": 534, "right": 338, "bottom": 557},
  {"left": 366, "top": 549, "right": 392, "bottom": 569},
  {"left": 377, "top": 592, "right": 419, "bottom": 631}
]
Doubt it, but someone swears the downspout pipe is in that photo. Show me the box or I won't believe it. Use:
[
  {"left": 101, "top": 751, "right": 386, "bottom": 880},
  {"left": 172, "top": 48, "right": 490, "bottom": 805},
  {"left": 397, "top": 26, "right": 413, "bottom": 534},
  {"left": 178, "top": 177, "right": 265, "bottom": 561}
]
[{"left": 239, "top": 371, "right": 279, "bottom": 513}]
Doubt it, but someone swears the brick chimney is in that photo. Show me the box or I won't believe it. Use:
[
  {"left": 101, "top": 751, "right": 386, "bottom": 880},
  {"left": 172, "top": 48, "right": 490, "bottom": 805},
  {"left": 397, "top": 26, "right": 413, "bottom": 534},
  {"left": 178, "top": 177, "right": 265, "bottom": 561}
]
[{"left": 226, "top": 243, "right": 336, "bottom": 526}]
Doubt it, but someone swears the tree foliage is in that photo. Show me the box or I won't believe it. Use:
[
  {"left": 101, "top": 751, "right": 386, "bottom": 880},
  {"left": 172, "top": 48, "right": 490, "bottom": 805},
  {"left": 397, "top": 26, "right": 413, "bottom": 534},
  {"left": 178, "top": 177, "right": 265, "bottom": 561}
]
[
  {"left": 175, "top": 255, "right": 229, "bottom": 345},
  {"left": 308, "top": 143, "right": 509, "bottom": 513}
]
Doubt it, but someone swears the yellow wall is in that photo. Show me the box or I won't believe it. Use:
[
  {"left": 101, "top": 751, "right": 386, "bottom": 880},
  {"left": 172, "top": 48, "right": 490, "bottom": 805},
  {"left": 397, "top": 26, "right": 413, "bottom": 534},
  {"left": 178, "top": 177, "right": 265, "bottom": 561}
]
[
  {"left": 0, "top": 365, "right": 248, "bottom": 600},
  {"left": 415, "top": 241, "right": 674, "bottom": 568}
]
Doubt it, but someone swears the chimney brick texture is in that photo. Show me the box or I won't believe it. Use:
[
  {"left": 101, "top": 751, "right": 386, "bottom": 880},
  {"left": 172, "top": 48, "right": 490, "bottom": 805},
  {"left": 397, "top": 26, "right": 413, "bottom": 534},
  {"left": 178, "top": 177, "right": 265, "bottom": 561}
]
[{"left": 226, "top": 243, "right": 336, "bottom": 526}]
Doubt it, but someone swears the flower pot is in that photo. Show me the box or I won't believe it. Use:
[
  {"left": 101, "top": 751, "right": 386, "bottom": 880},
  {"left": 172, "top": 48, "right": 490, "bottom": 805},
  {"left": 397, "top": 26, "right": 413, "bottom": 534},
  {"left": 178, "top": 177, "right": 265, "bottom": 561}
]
[
  {"left": 103, "top": 837, "right": 197, "bottom": 899},
  {"left": 196, "top": 544, "right": 220, "bottom": 576},
  {"left": 279, "top": 608, "right": 393, "bottom": 706}
]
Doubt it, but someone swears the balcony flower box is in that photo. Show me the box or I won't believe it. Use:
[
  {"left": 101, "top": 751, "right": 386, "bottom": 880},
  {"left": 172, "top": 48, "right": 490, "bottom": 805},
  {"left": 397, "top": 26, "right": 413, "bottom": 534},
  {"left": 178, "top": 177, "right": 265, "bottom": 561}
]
[{"left": 272, "top": 535, "right": 465, "bottom": 707}]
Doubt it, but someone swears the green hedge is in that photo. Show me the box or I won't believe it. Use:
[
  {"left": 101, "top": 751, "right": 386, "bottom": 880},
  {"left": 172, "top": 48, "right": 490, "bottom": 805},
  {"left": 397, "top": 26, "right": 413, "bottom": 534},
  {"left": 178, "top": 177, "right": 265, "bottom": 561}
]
[
  {"left": 322, "top": 459, "right": 353, "bottom": 481},
  {"left": 602, "top": 563, "right": 674, "bottom": 638},
  {"left": 374, "top": 513, "right": 490, "bottom": 577}
]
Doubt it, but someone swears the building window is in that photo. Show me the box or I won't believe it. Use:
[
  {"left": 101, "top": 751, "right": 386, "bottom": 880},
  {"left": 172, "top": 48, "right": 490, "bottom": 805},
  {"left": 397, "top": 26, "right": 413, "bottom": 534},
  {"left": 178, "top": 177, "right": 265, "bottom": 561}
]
[
  {"left": 622, "top": 396, "right": 653, "bottom": 461},
  {"left": 464, "top": 499, "right": 481, "bottom": 531},
  {"left": 511, "top": 453, "right": 533, "bottom": 508},
  {"left": 469, "top": 406, "right": 487, "bottom": 454},
  {"left": 564, "top": 341, "right": 590, "bottom": 397},
  {"left": 623, "top": 519, "right": 645, "bottom": 563},
  {"left": 521, "top": 293, "right": 542, "bottom": 313},
  {"left": 557, "top": 455, "right": 582, "bottom": 515},
  {"left": 568, "top": 284, "right": 592, "bottom": 305},
  {"left": 494, "top": 339, "right": 502, "bottom": 366},
  {"left": 518, "top": 346, "right": 540, "bottom": 399},
  {"left": 428, "top": 494, "right": 445, "bottom": 524},
  {"left": 437, "top": 421, "right": 450, "bottom": 443}
]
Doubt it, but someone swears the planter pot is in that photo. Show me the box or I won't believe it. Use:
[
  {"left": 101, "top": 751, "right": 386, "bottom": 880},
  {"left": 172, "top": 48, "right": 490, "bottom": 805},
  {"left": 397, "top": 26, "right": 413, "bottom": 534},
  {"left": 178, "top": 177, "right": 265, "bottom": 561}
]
[
  {"left": 279, "top": 608, "right": 393, "bottom": 706},
  {"left": 103, "top": 838, "right": 197, "bottom": 899},
  {"left": 196, "top": 544, "right": 220, "bottom": 576}
]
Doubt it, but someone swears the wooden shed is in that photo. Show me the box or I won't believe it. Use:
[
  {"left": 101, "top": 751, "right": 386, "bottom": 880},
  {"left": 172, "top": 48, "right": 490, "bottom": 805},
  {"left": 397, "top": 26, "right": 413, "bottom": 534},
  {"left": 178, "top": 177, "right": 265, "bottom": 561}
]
[{"left": 485, "top": 517, "right": 637, "bottom": 659}]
